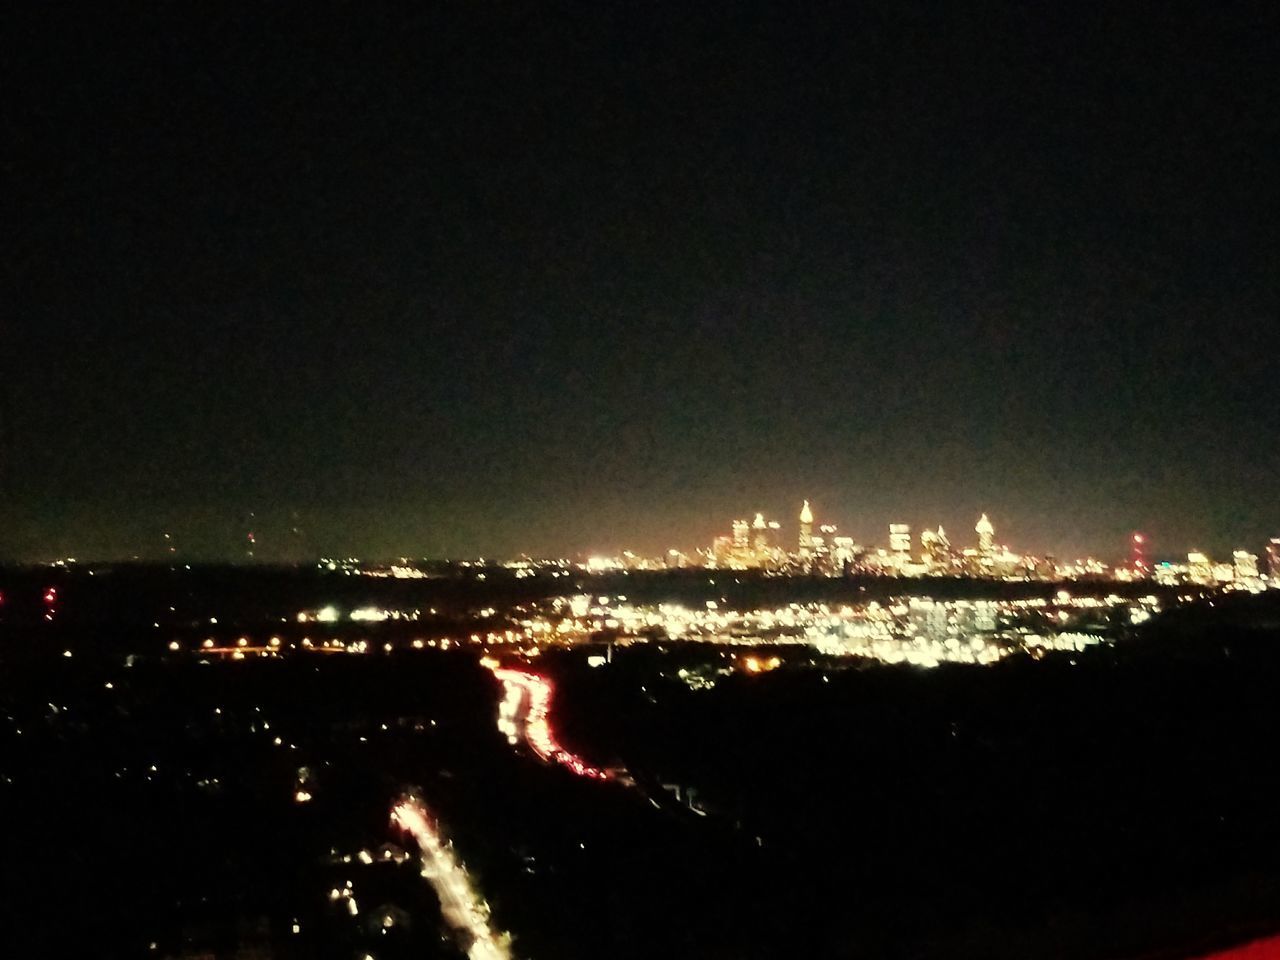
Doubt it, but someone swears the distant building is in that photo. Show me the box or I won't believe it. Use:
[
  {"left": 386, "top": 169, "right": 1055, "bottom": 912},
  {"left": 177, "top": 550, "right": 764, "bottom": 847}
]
[
  {"left": 1268, "top": 539, "right": 1280, "bottom": 580},
  {"left": 1187, "top": 551, "right": 1213, "bottom": 585},
  {"left": 974, "top": 601, "right": 998, "bottom": 632},
  {"left": 813, "top": 524, "right": 839, "bottom": 575},
  {"left": 811, "top": 535, "right": 828, "bottom": 569},
  {"left": 752, "top": 513, "right": 769, "bottom": 558},
  {"left": 832, "top": 536, "right": 856, "bottom": 573},
  {"left": 889, "top": 523, "right": 911, "bottom": 564},
  {"left": 798, "top": 500, "right": 814, "bottom": 564},
  {"left": 920, "top": 526, "right": 952, "bottom": 573},
  {"left": 976, "top": 513, "right": 995, "bottom": 558},
  {"left": 711, "top": 514, "right": 779, "bottom": 569},
  {"left": 1233, "top": 550, "right": 1259, "bottom": 581},
  {"left": 909, "top": 598, "right": 949, "bottom": 641},
  {"left": 1130, "top": 533, "right": 1148, "bottom": 575}
]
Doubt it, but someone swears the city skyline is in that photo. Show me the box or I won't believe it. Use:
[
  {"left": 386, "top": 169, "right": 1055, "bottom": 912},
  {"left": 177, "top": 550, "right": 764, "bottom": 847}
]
[
  {"left": 6, "top": 5, "right": 1280, "bottom": 958},
  {"left": 11, "top": 496, "right": 1278, "bottom": 572}
]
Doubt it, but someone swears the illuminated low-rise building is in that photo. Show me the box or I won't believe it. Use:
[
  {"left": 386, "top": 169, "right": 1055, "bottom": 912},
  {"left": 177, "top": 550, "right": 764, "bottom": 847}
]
[{"left": 1233, "top": 550, "right": 1259, "bottom": 580}]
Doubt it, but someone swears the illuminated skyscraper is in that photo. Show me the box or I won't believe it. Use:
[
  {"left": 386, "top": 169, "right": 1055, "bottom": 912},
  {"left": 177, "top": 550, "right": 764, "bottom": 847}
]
[
  {"left": 1268, "top": 539, "right": 1280, "bottom": 580},
  {"left": 832, "top": 535, "right": 856, "bottom": 572},
  {"left": 889, "top": 523, "right": 911, "bottom": 560},
  {"left": 732, "top": 519, "right": 749, "bottom": 555},
  {"left": 813, "top": 524, "right": 838, "bottom": 575},
  {"left": 752, "top": 512, "right": 769, "bottom": 558},
  {"left": 976, "top": 514, "right": 995, "bottom": 557},
  {"left": 798, "top": 500, "right": 813, "bottom": 562},
  {"left": 920, "top": 526, "right": 951, "bottom": 572},
  {"left": 1131, "top": 533, "right": 1148, "bottom": 575},
  {"left": 710, "top": 536, "right": 733, "bottom": 568}
]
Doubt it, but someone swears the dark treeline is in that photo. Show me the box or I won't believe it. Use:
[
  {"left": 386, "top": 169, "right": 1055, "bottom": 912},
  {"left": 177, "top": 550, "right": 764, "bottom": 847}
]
[{"left": 0, "top": 563, "right": 1193, "bottom": 629}]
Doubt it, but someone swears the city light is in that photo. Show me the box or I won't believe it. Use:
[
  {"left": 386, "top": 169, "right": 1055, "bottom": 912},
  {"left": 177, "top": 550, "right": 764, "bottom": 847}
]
[
  {"left": 536, "top": 501, "right": 1277, "bottom": 589},
  {"left": 489, "top": 667, "right": 612, "bottom": 780},
  {"left": 391, "top": 797, "right": 512, "bottom": 960}
]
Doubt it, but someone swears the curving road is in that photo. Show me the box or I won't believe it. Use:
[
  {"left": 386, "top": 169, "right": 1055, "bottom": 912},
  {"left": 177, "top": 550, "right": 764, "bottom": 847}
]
[{"left": 489, "top": 667, "right": 614, "bottom": 781}]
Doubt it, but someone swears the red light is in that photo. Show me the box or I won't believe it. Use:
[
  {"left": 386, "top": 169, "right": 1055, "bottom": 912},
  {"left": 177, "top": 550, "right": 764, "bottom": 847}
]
[
  {"left": 1194, "top": 933, "right": 1280, "bottom": 959},
  {"left": 489, "top": 666, "right": 611, "bottom": 781},
  {"left": 43, "top": 588, "right": 57, "bottom": 603}
]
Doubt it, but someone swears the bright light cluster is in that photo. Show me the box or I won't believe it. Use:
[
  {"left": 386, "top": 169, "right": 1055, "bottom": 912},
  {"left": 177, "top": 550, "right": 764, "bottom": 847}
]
[
  {"left": 503, "top": 592, "right": 1154, "bottom": 668},
  {"left": 489, "top": 668, "right": 610, "bottom": 780},
  {"left": 391, "top": 797, "right": 512, "bottom": 960}
]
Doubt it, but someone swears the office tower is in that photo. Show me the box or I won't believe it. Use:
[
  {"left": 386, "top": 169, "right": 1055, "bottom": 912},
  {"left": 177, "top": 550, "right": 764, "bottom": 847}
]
[
  {"left": 832, "top": 536, "right": 855, "bottom": 573},
  {"left": 752, "top": 513, "right": 769, "bottom": 560},
  {"left": 798, "top": 500, "right": 813, "bottom": 561},
  {"left": 1131, "top": 533, "right": 1148, "bottom": 575},
  {"left": 920, "top": 526, "right": 951, "bottom": 573},
  {"left": 732, "top": 519, "right": 749, "bottom": 561},
  {"left": 976, "top": 513, "right": 995, "bottom": 556},
  {"left": 889, "top": 523, "right": 911, "bottom": 561}
]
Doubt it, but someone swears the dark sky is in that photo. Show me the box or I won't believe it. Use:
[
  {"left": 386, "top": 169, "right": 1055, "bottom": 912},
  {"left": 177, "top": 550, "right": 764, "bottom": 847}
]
[{"left": 5, "top": 3, "right": 1278, "bottom": 562}]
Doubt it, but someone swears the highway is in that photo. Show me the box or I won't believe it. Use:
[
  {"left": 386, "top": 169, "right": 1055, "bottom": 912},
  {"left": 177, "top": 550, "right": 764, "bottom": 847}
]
[
  {"left": 486, "top": 664, "right": 721, "bottom": 822},
  {"left": 489, "top": 666, "right": 614, "bottom": 781},
  {"left": 391, "top": 797, "right": 512, "bottom": 960}
]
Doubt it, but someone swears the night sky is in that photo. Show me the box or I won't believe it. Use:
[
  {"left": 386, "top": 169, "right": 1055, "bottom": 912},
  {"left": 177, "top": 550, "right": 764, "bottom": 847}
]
[{"left": 6, "top": 3, "right": 1278, "bottom": 562}]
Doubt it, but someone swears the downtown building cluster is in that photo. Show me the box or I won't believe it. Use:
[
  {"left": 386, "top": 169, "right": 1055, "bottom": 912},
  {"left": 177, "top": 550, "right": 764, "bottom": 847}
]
[
  {"left": 309, "top": 513, "right": 1280, "bottom": 590},
  {"left": 706, "top": 502, "right": 1021, "bottom": 577},
  {"left": 688, "top": 504, "right": 1280, "bottom": 588}
]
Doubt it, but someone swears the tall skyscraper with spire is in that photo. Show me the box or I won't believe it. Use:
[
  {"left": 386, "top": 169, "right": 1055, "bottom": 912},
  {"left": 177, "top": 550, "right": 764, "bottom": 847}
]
[
  {"left": 798, "top": 500, "right": 814, "bottom": 562},
  {"left": 976, "top": 513, "right": 995, "bottom": 557}
]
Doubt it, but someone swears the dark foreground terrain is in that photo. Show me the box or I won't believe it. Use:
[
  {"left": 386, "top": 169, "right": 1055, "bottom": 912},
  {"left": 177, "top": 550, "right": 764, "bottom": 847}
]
[{"left": 2, "top": 567, "right": 1279, "bottom": 958}]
